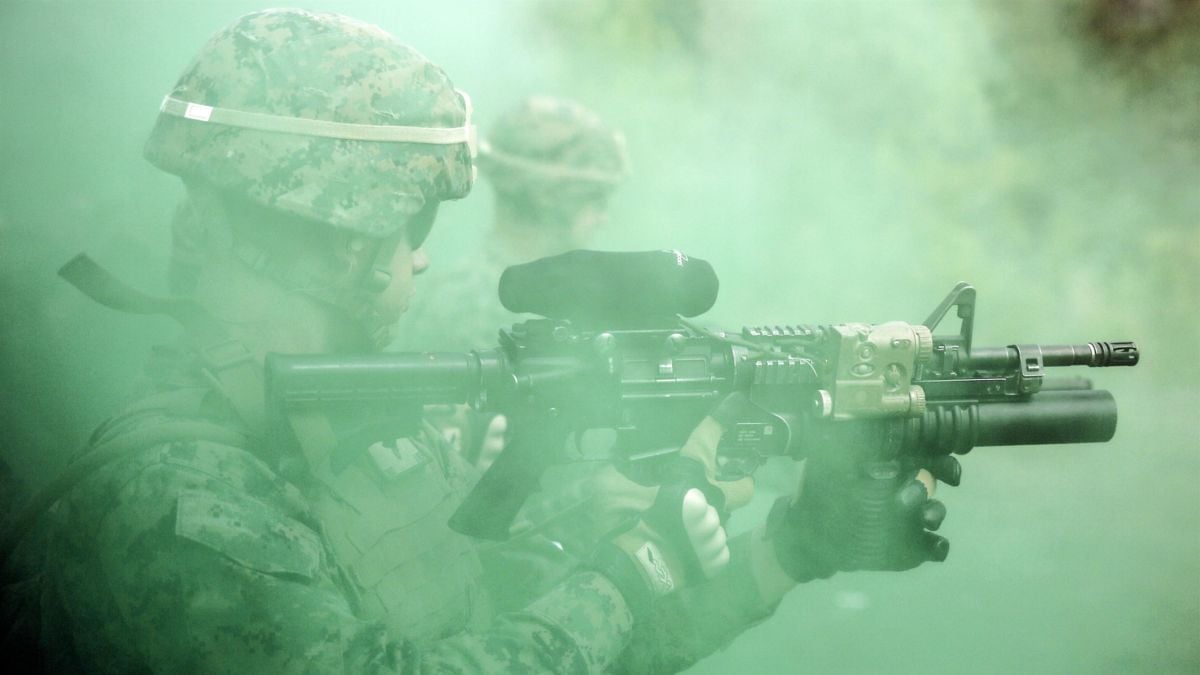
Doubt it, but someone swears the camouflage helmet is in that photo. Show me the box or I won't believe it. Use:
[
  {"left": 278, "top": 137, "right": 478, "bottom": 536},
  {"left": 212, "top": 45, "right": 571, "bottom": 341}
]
[
  {"left": 145, "top": 8, "right": 475, "bottom": 239},
  {"left": 478, "top": 96, "right": 627, "bottom": 202}
]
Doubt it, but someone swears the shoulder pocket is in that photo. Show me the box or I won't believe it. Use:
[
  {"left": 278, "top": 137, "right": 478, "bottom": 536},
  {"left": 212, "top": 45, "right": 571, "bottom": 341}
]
[{"left": 175, "top": 490, "right": 322, "bottom": 580}]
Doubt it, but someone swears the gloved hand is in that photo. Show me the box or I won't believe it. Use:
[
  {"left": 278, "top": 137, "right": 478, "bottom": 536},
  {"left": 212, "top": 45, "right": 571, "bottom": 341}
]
[
  {"left": 767, "top": 456, "right": 957, "bottom": 582},
  {"left": 591, "top": 484, "right": 728, "bottom": 621},
  {"left": 588, "top": 396, "right": 757, "bottom": 620}
]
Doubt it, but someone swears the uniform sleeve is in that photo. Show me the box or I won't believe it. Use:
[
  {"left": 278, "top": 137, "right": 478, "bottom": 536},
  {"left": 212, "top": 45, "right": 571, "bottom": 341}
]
[
  {"left": 56, "top": 445, "right": 636, "bottom": 674},
  {"left": 478, "top": 516, "right": 781, "bottom": 673},
  {"left": 476, "top": 464, "right": 782, "bottom": 673},
  {"left": 421, "top": 571, "right": 633, "bottom": 673}
]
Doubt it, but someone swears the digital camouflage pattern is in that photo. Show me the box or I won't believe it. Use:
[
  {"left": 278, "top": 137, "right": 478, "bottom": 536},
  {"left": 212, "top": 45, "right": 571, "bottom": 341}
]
[
  {"left": 481, "top": 96, "right": 627, "bottom": 212},
  {"left": 42, "top": 343, "right": 778, "bottom": 672},
  {"left": 42, "top": 345, "right": 637, "bottom": 672},
  {"left": 40, "top": 9, "right": 783, "bottom": 672},
  {"left": 144, "top": 8, "right": 473, "bottom": 237}
]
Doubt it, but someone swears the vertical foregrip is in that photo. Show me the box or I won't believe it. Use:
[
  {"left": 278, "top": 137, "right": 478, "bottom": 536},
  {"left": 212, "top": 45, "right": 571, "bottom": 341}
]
[
  {"left": 801, "top": 451, "right": 915, "bottom": 571},
  {"left": 843, "top": 463, "right": 909, "bottom": 570}
]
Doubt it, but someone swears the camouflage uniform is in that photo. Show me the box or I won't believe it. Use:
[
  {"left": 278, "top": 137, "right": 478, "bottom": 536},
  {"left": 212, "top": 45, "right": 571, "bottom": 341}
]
[
  {"left": 42, "top": 345, "right": 640, "bottom": 672},
  {"left": 42, "top": 346, "right": 776, "bottom": 672},
  {"left": 39, "top": 9, "right": 779, "bottom": 673}
]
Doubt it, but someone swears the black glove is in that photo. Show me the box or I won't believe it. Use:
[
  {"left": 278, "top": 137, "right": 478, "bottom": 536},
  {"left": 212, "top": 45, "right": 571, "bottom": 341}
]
[
  {"left": 591, "top": 485, "right": 729, "bottom": 622},
  {"left": 767, "top": 457, "right": 955, "bottom": 582}
]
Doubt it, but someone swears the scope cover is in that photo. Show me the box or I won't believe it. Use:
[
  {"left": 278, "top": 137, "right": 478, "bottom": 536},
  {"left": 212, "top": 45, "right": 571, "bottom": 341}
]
[{"left": 499, "top": 249, "right": 719, "bottom": 323}]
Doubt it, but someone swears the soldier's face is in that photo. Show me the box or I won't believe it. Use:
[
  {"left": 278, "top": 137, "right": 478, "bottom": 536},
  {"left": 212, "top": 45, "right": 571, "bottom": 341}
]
[
  {"left": 360, "top": 241, "right": 428, "bottom": 349},
  {"left": 374, "top": 241, "right": 429, "bottom": 325},
  {"left": 569, "top": 201, "right": 608, "bottom": 248}
]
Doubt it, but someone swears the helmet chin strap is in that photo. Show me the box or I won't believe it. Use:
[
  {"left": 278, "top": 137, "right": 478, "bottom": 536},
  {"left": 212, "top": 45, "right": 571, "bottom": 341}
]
[
  {"left": 227, "top": 225, "right": 407, "bottom": 350},
  {"left": 360, "top": 232, "right": 402, "bottom": 294},
  {"left": 341, "top": 230, "right": 407, "bottom": 350},
  {"left": 57, "top": 254, "right": 268, "bottom": 432}
]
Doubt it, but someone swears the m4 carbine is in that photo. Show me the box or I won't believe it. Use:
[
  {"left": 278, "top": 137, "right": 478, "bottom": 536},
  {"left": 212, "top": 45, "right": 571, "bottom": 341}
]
[{"left": 266, "top": 251, "right": 1139, "bottom": 565}]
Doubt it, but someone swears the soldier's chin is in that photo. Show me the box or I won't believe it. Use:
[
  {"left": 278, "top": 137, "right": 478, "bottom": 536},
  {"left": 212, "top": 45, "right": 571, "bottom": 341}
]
[{"left": 363, "top": 303, "right": 404, "bottom": 351}]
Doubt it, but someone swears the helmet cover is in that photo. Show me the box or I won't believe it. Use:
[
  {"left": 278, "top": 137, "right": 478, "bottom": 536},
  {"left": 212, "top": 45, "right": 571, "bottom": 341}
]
[
  {"left": 145, "top": 8, "right": 474, "bottom": 238},
  {"left": 479, "top": 96, "right": 627, "bottom": 203}
]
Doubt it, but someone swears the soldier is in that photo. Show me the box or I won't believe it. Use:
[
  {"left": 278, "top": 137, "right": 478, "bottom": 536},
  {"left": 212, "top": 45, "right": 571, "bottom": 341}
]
[
  {"left": 394, "top": 95, "right": 628, "bottom": 354},
  {"left": 393, "top": 96, "right": 626, "bottom": 469},
  {"left": 26, "top": 8, "right": 949, "bottom": 673}
]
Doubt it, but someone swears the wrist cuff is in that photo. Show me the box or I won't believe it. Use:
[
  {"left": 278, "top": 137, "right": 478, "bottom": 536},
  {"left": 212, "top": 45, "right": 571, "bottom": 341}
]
[{"left": 590, "top": 542, "right": 654, "bottom": 625}]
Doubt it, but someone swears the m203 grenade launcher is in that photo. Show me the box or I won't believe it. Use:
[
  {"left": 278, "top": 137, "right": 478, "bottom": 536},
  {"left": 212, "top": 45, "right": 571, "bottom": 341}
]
[{"left": 266, "top": 251, "right": 1139, "bottom": 563}]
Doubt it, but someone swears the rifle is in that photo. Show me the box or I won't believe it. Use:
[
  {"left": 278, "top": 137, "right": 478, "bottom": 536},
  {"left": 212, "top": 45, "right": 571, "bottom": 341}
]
[{"left": 266, "top": 251, "right": 1139, "bottom": 566}]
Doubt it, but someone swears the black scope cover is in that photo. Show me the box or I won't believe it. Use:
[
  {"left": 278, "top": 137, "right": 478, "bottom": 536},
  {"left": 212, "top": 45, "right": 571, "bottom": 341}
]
[{"left": 498, "top": 250, "right": 719, "bottom": 322}]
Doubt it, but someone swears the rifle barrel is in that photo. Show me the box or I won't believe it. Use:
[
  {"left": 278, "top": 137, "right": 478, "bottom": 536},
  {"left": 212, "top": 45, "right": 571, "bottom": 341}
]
[{"left": 966, "top": 342, "right": 1138, "bottom": 370}]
